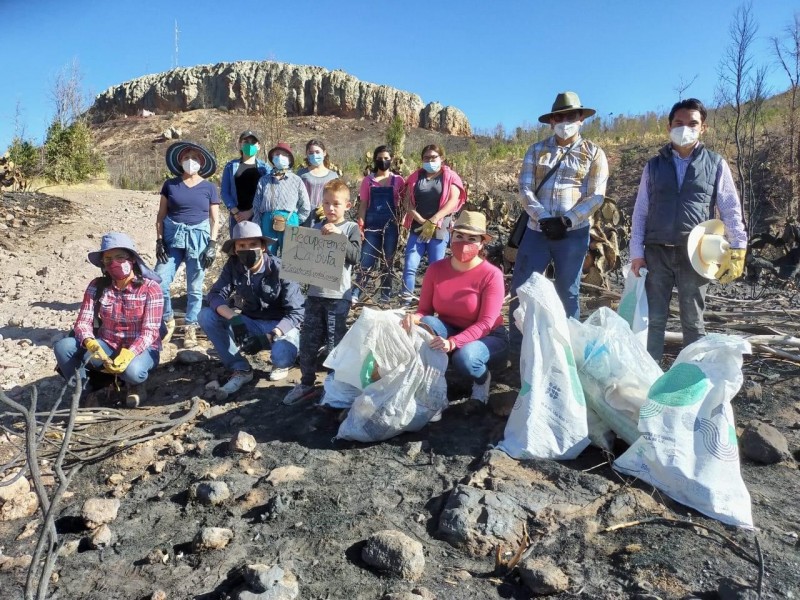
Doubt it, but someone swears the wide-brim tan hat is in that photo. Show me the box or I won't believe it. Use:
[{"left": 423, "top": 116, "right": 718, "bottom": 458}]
[
  {"left": 221, "top": 221, "right": 278, "bottom": 254},
  {"left": 538, "top": 91, "right": 597, "bottom": 123},
  {"left": 451, "top": 210, "right": 494, "bottom": 241},
  {"left": 688, "top": 219, "right": 730, "bottom": 279}
]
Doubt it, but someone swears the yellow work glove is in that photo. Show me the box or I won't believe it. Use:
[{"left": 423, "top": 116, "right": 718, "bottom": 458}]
[
  {"left": 418, "top": 220, "right": 437, "bottom": 242},
  {"left": 106, "top": 348, "right": 136, "bottom": 374},
  {"left": 716, "top": 249, "right": 746, "bottom": 284},
  {"left": 315, "top": 205, "right": 325, "bottom": 220},
  {"left": 84, "top": 338, "right": 110, "bottom": 363}
]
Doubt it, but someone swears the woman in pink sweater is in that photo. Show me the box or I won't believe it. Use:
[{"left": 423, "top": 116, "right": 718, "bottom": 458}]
[{"left": 401, "top": 211, "right": 508, "bottom": 403}]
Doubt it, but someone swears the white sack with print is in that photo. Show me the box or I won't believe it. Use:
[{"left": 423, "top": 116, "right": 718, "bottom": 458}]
[
  {"left": 617, "top": 264, "right": 649, "bottom": 348},
  {"left": 497, "top": 273, "right": 589, "bottom": 459},
  {"left": 613, "top": 334, "right": 754, "bottom": 528}
]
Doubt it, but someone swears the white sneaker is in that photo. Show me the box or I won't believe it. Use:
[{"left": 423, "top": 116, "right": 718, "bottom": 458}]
[
  {"left": 283, "top": 383, "right": 317, "bottom": 405},
  {"left": 220, "top": 370, "right": 254, "bottom": 395},
  {"left": 269, "top": 367, "right": 289, "bottom": 381},
  {"left": 470, "top": 372, "right": 492, "bottom": 404}
]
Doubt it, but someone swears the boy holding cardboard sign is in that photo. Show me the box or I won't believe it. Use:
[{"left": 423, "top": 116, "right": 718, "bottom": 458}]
[{"left": 284, "top": 180, "right": 361, "bottom": 405}]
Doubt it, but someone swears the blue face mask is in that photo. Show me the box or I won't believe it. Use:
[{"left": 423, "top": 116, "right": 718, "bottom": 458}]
[
  {"left": 422, "top": 159, "right": 441, "bottom": 174},
  {"left": 307, "top": 152, "right": 324, "bottom": 167},
  {"left": 272, "top": 154, "right": 290, "bottom": 170}
]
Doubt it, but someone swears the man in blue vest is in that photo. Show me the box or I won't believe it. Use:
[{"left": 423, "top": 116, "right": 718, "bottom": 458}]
[{"left": 630, "top": 98, "right": 748, "bottom": 361}]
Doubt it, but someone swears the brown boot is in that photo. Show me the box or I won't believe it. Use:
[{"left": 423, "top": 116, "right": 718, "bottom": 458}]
[
  {"left": 126, "top": 383, "right": 147, "bottom": 408},
  {"left": 183, "top": 324, "right": 198, "bottom": 349},
  {"left": 162, "top": 318, "right": 176, "bottom": 345}
]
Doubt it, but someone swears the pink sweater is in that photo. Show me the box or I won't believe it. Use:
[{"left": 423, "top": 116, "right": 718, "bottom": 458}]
[
  {"left": 358, "top": 173, "right": 405, "bottom": 210},
  {"left": 402, "top": 166, "right": 467, "bottom": 229},
  {"left": 416, "top": 259, "right": 505, "bottom": 348}
]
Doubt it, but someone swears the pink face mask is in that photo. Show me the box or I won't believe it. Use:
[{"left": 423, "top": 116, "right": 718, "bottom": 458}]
[
  {"left": 451, "top": 241, "right": 481, "bottom": 262},
  {"left": 106, "top": 259, "right": 133, "bottom": 280}
]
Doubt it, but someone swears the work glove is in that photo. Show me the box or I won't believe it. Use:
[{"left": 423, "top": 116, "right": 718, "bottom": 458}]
[
  {"left": 228, "top": 315, "right": 249, "bottom": 346},
  {"left": 716, "top": 249, "right": 746, "bottom": 284},
  {"left": 200, "top": 240, "right": 217, "bottom": 270},
  {"left": 315, "top": 205, "right": 326, "bottom": 220},
  {"left": 84, "top": 338, "right": 110, "bottom": 364},
  {"left": 156, "top": 239, "right": 169, "bottom": 264},
  {"left": 106, "top": 348, "right": 135, "bottom": 374},
  {"left": 418, "top": 220, "right": 437, "bottom": 242},
  {"left": 240, "top": 333, "right": 273, "bottom": 355},
  {"left": 539, "top": 217, "right": 568, "bottom": 241}
]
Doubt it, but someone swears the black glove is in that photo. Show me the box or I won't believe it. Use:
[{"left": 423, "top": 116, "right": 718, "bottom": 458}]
[
  {"left": 228, "top": 315, "right": 249, "bottom": 346},
  {"left": 156, "top": 239, "right": 169, "bottom": 264},
  {"left": 539, "top": 217, "right": 568, "bottom": 241},
  {"left": 200, "top": 240, "right": 217, "bottom": 269},
  {"left": 240, "top": 333, "right": 273, "bottom": 355}
]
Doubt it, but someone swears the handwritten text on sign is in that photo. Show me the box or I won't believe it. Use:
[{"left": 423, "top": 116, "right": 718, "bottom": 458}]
[{"left": 281, "top": 226, "right": 346, "bottom": 290}]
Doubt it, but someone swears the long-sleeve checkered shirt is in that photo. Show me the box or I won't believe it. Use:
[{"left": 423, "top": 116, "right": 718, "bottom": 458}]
[
  {"left": 73, "top": 278, "right": 164, "bottom": 355},
  {"left": 630, "top": 146, "right": 748, "bottom": 259},
  {"left": 252, "top": 172, "right": 311, "bottom": 226},
  {"left": 518, "top": 135, "right": 608, "bottom": 230}
]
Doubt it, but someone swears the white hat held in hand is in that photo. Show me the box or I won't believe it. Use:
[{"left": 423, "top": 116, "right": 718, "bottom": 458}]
[{"left": 688, "top": 219, "right": 730, "bottom": 279}]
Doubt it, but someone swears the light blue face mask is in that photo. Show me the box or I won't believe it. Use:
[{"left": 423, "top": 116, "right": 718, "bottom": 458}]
[
  {"left": 272, "top": 154, "right": 290, "bottom": 170},
  {"left": 307, "top": 152, "right": 324, "bottom": 166},
  {"left": 422, "top": 160, "right": 441, "bottom": 174}
]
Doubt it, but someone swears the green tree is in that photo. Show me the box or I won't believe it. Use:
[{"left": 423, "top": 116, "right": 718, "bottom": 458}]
[
  {"left": 385, "top": 115, "right": 406, "bottom": 158},
  {"left": 7, "top": 136, "right": 40, "bottom": 186},
  {"left": 43, "top": 119, "right": 102, "bottom": 184}
]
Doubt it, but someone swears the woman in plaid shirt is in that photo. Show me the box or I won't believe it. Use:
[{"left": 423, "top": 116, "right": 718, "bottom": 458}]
[{"left": 54, "top": 232, "right": 164, "bottom": 408}]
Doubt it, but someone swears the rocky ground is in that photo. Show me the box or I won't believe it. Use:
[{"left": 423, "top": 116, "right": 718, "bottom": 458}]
[{"left": 0, "top": 188, "right": 799, "bottom": 600}]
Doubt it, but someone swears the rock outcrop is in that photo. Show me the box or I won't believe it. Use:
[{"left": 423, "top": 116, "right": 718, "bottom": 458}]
[{"left": 91, "top": 61, "right": 471, "bottom": 136}]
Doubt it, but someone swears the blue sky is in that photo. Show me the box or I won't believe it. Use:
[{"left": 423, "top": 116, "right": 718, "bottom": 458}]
[{"left": 1, "top": 0, "right": 797, "bottom": 150}]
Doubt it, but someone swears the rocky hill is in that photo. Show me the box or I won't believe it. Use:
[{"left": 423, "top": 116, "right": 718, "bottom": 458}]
[{"left": 90, "top": 61, "right": 472, "bottom": 136}]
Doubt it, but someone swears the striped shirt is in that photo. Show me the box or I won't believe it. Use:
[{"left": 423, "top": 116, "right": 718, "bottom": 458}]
[
  {"left": 630, "top": 147, "right": 748, "bottom": 259},
  {"left": 518, "top": 135, "right": 608, "bottom": 230},
  {"left": 73, "top": 278, "right": 164, "bottom": 355},
  {"left": 252, "top": 171, "right": 311, "bottom": 226}
]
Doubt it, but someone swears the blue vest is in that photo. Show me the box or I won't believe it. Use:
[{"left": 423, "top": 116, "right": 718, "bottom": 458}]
[{"left": 644, "top": 144, "right": 722, "bottom": 245}]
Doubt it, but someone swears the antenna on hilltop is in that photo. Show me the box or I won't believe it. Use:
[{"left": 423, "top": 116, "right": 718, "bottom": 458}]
[{"left": 173, "top": 20, "right": 180, "bottom": 69}]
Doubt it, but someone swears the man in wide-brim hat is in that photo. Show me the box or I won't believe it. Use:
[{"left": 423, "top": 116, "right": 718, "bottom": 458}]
[
  {"left": 629, "top": 97, "right": 747, "bottom": 361},
  {"left": 509, "top": 91, "right": 608, "bottom": 357}
]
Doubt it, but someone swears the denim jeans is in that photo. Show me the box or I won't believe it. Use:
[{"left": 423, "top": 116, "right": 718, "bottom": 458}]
[
  {"left": 54, "top": 336, "right": 159, "bottom": 386},
  {"left": 509, "top": 226, "right": 590, "bottom": 350},
  {"left": 644, "top": 244, "right": 709, "bottom": 361},
  {"left": 355, "top": 223, "right": 399, "bottom": 301},
  {"left": 154, "top": 245, "right": 205, "bottom": 326},
  {"left": 420, "top": 316, "right": 509, "bottom": 384},
  {"left": 402, "top": 231, "right": 449, "bottom": 296},
  {"left": 198, "top": 307, "right": 299, "bottom": 372},
  {"left": 299, "top": 296, "right": 350, "bottom": 386}
]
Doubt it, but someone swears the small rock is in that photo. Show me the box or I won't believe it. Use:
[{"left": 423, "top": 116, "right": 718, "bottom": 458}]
[
  {"left": 190, "top": 481, "right": 230, "bottom": 505},
  {"left": 90, "top": 524, "right": 113, "bottom": 549},
  {"left": 266, "top": 465, "right": 305, "bottom": 485},
  {"left": 152, "top": 460, "right": 167, "bottom": 474},
  {"left": 16, "top": 267, "right": 36, "bottom": 278},
  {"left": 107, "top": 473, "right": 124, "bottom": 486},
  {"left": 231, "top": 430, "right": 257, "bottom": 454},
  {"left": 741, "top": 421, "right": 791, "bottom": 464},
  {"left": 362, "top": 529, "right": 425, "bottom": 580},
  {"left": 146, "top": 549, "right": 170, "bottom": 565},
  {"left": 151, "top": 591, "right": 168, "bottom": 600},
  {"left": 0, "top": 492, "right": 39, "bottom": 521},
  {"left": 169, "top": 440, "right": 185, "bottom": 456},
  {"left": 242, "top": 563, "right": 299, "bottom": 598},
  {"left": 59, "top": 540, "right": 80, "bottom": 557},
  {"left": 0, "top": 553, "right": 32, "bottom": 571},
  {"left": 16, "top": 519, "right": 40, "bottom": 540},
  {"left": 743, "top": 380, "right": 762, "bottom": 402},
  {"left": 403, "top": 441, "right": 428, "bottom": 460},
  {"left": 519, "top": 557, "right": 570, "bottom": 596},
  {"left": 176, "top": 349, "right": 209, "bottom": 364},
  {"left": 192, "top": 527, "right": 234, "bottom": 552},
  {"left": 450, "top": 569, "right": 472, "bottom": 581},
  {"left": 81, "top": 497, "right": 121, "bottom": 529},
  {"left": 0, "top": 470, "right": 30, "bottom": 503}
]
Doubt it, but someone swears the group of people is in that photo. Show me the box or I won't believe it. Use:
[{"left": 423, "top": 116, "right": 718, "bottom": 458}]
[{"left": 53, "top": 91, "right": 748, "bottom": 413}]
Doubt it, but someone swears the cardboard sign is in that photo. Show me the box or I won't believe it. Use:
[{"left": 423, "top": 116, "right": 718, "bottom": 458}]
[{"left": 281, "top": 226, "right": 347, "bottom": 290}]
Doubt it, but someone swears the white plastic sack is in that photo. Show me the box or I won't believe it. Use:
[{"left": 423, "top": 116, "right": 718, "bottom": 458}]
[
  {"left": 613, "top": 334, "right": 754, "bottom": 528},
  {"left": 497, "top": 273, "right": 589, "bottom": 460},
  {"left": 336, "top": 325, "right": 448, "bottom": 442},
  {"left": 568, "top": 307, "right": 662, "bottom": 445},
  {"left": 617, "top": 264, "right": 649, "bottom": 348},
  {"left": 319, "top": 373, "right": 361, "bottom": 409}
]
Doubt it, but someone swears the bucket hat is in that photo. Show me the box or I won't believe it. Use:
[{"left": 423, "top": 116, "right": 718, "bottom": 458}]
[
  {"left": 538, "top": 91, "right": 597, "bottom": 123},
  {"left": 221, "top": 221, "right": 278, "bottom": 255},
  {"left": 87, "top": 232, "right": 162, "bottom": 282},
  {"left": 267, "top": 142, "right": 294, "bottom": 167},
  {"left": 451, "top": 210, "right": 494, "bottom": 241},
  {"left": 688, "top": 219, "right": 731, "bottom": 279},
  {"left": 165, "top": 141, "right": 217, "bottom": 178}
]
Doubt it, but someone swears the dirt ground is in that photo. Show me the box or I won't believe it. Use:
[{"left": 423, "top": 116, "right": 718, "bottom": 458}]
[{"left": 0, "top": 188, "right": 799, "bottom": 600}]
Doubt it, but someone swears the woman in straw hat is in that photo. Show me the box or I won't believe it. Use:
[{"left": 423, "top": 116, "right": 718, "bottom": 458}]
[{"left": 401, "top": 211, "right": 508, "bottom": 405}]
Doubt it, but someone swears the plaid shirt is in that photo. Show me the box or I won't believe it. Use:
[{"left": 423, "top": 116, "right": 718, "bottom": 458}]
[
  {"left": 518, "top": 135, "right": 608, "bottom": 229},
  {"left": 73, "top": 278, "right": 164, "bottom": 355}
]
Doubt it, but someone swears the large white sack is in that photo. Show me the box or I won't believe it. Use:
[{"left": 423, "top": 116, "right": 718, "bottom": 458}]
[
  {"left": 617, "top": 264, "right": 649, "bottom": 348},
  {"left": 614, "top": 334, "right": 754, "bottom": 528},
  {"left": 568, "top": 307, "right": 662, "bottom": 445},
  {"left": 497, "top": 273, "right": 589, "bottom": 460},
  {"left": 336, "top": 325, "right": 448, "bottom": 442}
]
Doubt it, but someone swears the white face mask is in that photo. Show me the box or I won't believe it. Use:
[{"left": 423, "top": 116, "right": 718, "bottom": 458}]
[
  {"left": 669, "top": 125, "right": 700, "bottom": 147},
  {"left": 182, "top": 158, "right": 201, "bottom": 175},
  {"left": 554, "top": 120, "right": 581, "bottom": 140}
]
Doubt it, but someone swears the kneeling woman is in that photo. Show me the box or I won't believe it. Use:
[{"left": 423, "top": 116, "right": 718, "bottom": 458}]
[
  {"left": 54, "top": 233, "right": 164, "bottom": 408},
  {"left": 401, "top": 211, "right": 508, "bottom": 402}
]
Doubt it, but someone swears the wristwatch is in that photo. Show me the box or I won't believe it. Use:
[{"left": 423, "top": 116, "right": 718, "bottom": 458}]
[{"left": 231, "top": 207, "right": 240, "bottom": 215}]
